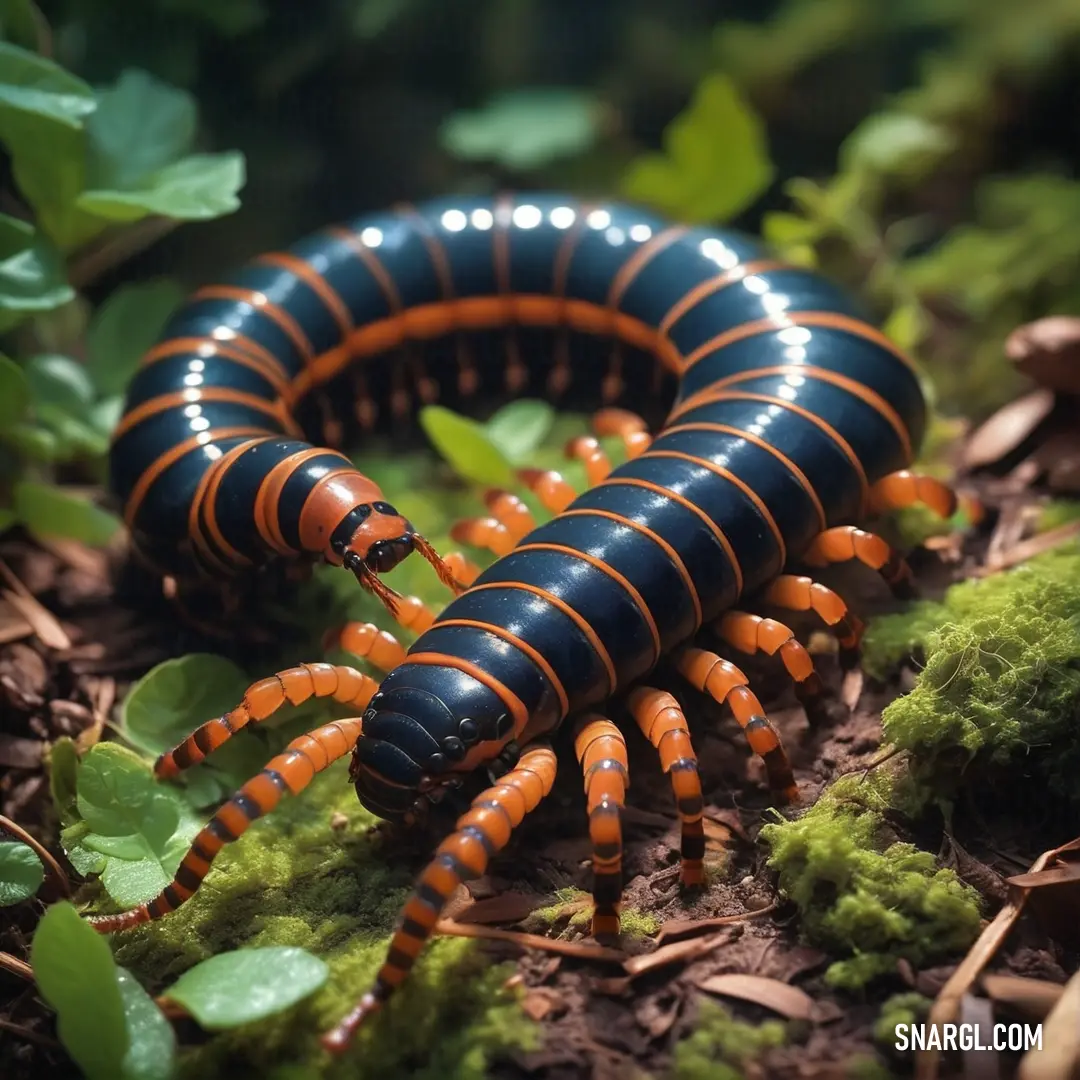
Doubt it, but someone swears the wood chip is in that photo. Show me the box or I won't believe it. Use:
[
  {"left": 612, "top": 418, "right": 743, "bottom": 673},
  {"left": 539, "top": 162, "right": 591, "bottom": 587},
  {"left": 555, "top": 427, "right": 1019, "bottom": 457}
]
[
  {"left": 978, "top": 520, "right": 1080, "bottom": 577},
  {"left": 0, "top": 735, "right": 43, "bottom": 769},
  {"left": 962, "top": 389, "right": 1055, "bottom": 471},
  {"left": 1018, "top": 967, "right": 1080, "bottom": 1080},
  {"left": 1006, "top": 315, "right": 1080, "bottom": 395},
  {"left": 0, "top": 559, "right": 71, "bottom": 650},
  {"left": 622, "top": 930, "right": 732, "bottom": 979},
  {"left": 695, "top": 973, "right": 818, "bottom": 1021},
  {"left": 435, "top": 919, "right": 626, "bottom": 963},
  {"left": 452, "top": 891, "right": 543, "bottom": 925},
  {"left": 655, "top": 905, "right": 777, "bottom": 946},
  {"left": 0, "top": 599, "right": 33, "bottom": 645},
  {"left": 982, "top": 975, "right": 1064, "bottom": 1022},
  {"left": 520, "top": 987, "right": 567, "bottom": 1022},
  {"left": 1006, "top": 862, "right": 1080, "bottom": 889}
]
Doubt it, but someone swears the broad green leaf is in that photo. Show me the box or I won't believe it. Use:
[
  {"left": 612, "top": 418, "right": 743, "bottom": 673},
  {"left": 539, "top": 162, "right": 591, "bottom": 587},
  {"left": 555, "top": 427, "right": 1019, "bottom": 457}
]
[
  {"left": 0, "top": 43, "right": 95, "bottom": 247},
  {"left": 419, "top": 405, "right": 515, "bottom": 487},
  {"left": 0, "top": 351, "right": 29, "bottom": 425},
  {"left": 25, "top": 353, "right": 96, "bottom": 409},
  {"left": 4, "top": 420, "right": 58, "bottom": 461},
  {"left": 116, "top": 967, "right": 176, "bottom": 1080},
  {"left": 162, "top": 947, "right": 329, "bottom": 1029},
  {"left": 440, "top": 88, "right": 602, "bottom": 171},
  {"left": 78, "top": 151, "right": 246, "bottom": 223},
  {"left": 485, "top": 399, "right": 555, "bottom": 462},
  {"left": 59, "top": 820, "right": 106, "bottom": 877},
  {"left": 86, "top": 70, "right": 197, "bottom": 191},
  {"left": 86, "top": 279, "right": 184, "bottom": 396},
  {"left": 0, "top": 840, "right": 43, "bottom": 904},
  {"left": 49, "top": 735, "right": 80, "bottom": 826},
  {"left": 840, "top": 113, "right": 954, "bottom": 182},
  {"left": 761, "top": 211, "right": 823, "bottom": 246},
  {"left": 0, "top": 0, "right": 46, "bottom": 52},
  {"left": 882, "top": 300, "right": 930, "bottom": 353},
  {"left": 67, "top": 742, "right": 200, "bottom": 907},
  {"left": 13, "top": 480, "right": 121, "bottom": 545},
  {"left": 621, "top": 73, "right": 774, "bottom": 223},
  {"left": 0, "top": 212, "right": 75, "bottom": 332},
  {"left": 31, "top": 901, "right": 128, "bottom": 1080}
]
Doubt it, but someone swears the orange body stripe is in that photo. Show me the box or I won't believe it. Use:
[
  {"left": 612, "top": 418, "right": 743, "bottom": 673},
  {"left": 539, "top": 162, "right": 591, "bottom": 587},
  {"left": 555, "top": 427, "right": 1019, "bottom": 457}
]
[
  {"left": 512, "top": 542, "right": 662, "bottom": 663},
  {"left": 141, "top": 336, "right": 292, "bottom": 392},
  {"left": 659, "top": 259, "right": 790, "bottom": 338},
  {"left": 607, "top": 227, "right": 688, "bottom": 310},
  {"left": 114, "top": 387, "right": 300, "bottom": 440},
  {"left": 462, "top": 581, "right": 617, "bottom": 694},
  {"left": 556, "top": 508, "right": 702, "bottom": 630},
  {"left": 326, "top": 227, "right": 405, "bottom": 312},
  {"left": 403, "top": 652, "right": 529, "bottom": 738},
  {"left": 191, "top": 284, "right": 315, "bottom": 364},
  {"left": 642, "top": 449, "right": 787, "bottom": 565},
  {"left": 191, "top": 437, "right": 272, "bottom": 567},
  {"left": 431, "top": 618, "right": 570, "bottom": 718},
  {"left": 254, "top": 252, "right": 354, "bottom": 338},
  {"left": 599, "top": 477, "right": 744, "bottom": 597},
  {"left": 252, "top": 446, "right": 350, "bottom": 555}
]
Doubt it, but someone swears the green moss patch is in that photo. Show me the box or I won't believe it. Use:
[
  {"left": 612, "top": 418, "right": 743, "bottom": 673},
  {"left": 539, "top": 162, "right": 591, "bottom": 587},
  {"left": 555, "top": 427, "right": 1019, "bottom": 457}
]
[
  {"left": 670, "top": 1000, "right": 787, "bottom": 1080},
  {"left": 759, "top": 773, "right": 982, "bottom": 990},
  {"left": 100, "top": 761, "right": 538, "bottom": 1079}
]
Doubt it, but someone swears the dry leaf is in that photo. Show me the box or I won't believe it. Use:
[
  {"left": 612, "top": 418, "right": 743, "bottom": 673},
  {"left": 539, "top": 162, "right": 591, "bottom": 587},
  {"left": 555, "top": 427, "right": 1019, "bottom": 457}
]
[
  {"left": 436, "top": 919, "right": 626, "bottom": 962},
  {"left": 655, "top": 905, "right": 777, "bottom": 946},
  {"left": 962, "top": 389, "right": 1055, "bottom": 471},
  {"left": 695, "top": 973, "right": 818, "bottom": 1021},
  {"left": 982, "top": 975, "right": 1064, "bottom": 1022},
  {"left": 1006, "top": 316, "right": 1080, "bottom": 395},
  {"left": 453, "top": 892, "right": 542, "bottom": 925},
  {"left": 622, "top": 930, "right": 732, "bottom": 979}
]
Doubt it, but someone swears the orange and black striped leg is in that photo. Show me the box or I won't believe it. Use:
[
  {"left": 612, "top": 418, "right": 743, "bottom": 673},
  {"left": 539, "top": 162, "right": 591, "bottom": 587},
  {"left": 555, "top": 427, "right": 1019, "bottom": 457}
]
[
  {"left": 322, "top": 743, "right": 558, "bottom": 1053},
  {"left": 154, "top": 664, "right": 377, "bottom": 780},
  {"left": 330, "top": 623, "right": 409, "bottom": 673},
  {"left": 90, "top": 717, "right": 365, "bottom": 932},
  {"left": 869, "top": 469, "right": 983, "bottom": 524},
  {"left": 802, "top": 526, "right": 916, "bottom": 600},
  {"left": 591, "top": 407, "right": 652, "bottom": 460},
  {"left": 573, "top": 715, "right": 628, "bottom": 937},
  {"left": 450, "top": 491, "right": 536, "bottom": 558},
  {"left": 674, "top": 647, "right": 799, "bottom": 805},
  {"left": 627, "top": 687, "right": 705, "bottom": 886},
  {"left": 516, "top": 468, "right": 578, "bottom": 515},
  {"left": 761, "top": 575, "right": 864, "bottom": 670},
  {"left": 714, "top": 611, "right": 829, "bottom": 724}
]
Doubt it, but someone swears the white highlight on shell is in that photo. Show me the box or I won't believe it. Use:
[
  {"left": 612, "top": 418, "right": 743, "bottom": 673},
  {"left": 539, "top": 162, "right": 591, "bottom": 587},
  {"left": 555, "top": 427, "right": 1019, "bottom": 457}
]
[
  {"left": 549, "top": 206, "right": 576, "bottom": 229},
  {"left": 629, "top": 223, "right": 652, "bottom": 242},
  {"left": 512, "top": 204, "right": 543, "bottom": 229},
  {"left": 699, "top": 238, "right": 739, "bottom": 270},
  {"left": 440, "top": 209, "right": 467, "bottom": 232},
  {"left": 470, "top": 208, "right": 495, "bottom": 230},
  {"left": 586, "top": 209, "right": 612, "bottom": 229},
  {"left": 777, "top": 326, "right": 812, "bottom": 346},
  {"left": 604, "top": 226, "right": 626, "bottom": 246},
  {"left": 359, "top": 227, "right": 383, "bottom": 247}
]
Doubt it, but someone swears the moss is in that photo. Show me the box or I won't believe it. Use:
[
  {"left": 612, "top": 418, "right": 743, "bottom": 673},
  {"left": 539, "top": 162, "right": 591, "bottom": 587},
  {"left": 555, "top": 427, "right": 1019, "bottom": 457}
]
[
  {"left": 759, "top": 772, "right": 981, "bottom": 989},
  {"left": 618, "top": 907, "right": 662, "bottom": 939},
  {"left": 670, "top": 1000, "right": 786, "bottom": 1080},
  {"left": 1037, "top": 500, "right": 1080, "bottom": 533},
  {"left": 524, "top": 887, "right": 659, "bottom": 939},
  {"left": 105, "top": 761, "right": 538, "bottom": 1079},
  {"left": 845, "top": 1055, "right": 901, "bottom": 1080},
  {"left": 880, "top": 546, "right": 1080, "bottom": 804},
  {"left": 873, "top": 993, "right": 931, "bottom": 1046}
]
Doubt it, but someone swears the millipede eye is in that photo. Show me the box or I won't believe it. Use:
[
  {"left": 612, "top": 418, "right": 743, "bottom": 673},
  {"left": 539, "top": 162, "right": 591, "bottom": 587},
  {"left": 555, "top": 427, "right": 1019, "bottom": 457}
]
[{"left": 343, "top": 551, "right": 362, "bottom": 571}]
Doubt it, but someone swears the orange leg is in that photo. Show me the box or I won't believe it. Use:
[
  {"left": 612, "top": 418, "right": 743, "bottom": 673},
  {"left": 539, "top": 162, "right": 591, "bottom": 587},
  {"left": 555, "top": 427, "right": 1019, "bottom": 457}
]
[
  {"left": 89, "top": 716, "right": 366, "bottom": 932},
  {"left": 450, "top": 491, "right": 536, "bottom": 559},
  {"left": 322, "top": 742, "right": 558, "bottom": 1053},
  {"left": 761, "top": 574, "right": 864, "bottom": 670},
  {"left": 869, "top": 469, "right": 983, "bottom": 524},
  {"left": 714, "top": 611, "right": 828, "bottom": 723},
  {"left": 565, "top": 435, "right": 614, "bottom": 488},
  {"left": 801, "top": 526, "right": 915, "bottom": 599},
  {"left": 674, "top": 647, "right": 798, "bottom": 804},
  {"left": 627, "top": 687, "right": 705, "bottom": 886},
  {"left": 154, "top": 664, "right": 378, "bottom": 779},
  {"left": 573, "top": 715, "right": 629, "bottom": 937},
  {"left": 331, "top": 623, "right": 408, "bottom": 673},
  {"left": 592, "top": 408, "right": 652, "bottom": 459},
  {"left": 516, "top": 468, "right": 577, "bottom": 515}
]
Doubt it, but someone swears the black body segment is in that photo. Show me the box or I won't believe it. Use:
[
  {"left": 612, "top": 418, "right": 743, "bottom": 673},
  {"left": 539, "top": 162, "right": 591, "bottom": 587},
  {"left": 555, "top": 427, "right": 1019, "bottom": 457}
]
[{"left": 110, "top": 193, "right": 926, "bottom": 812}]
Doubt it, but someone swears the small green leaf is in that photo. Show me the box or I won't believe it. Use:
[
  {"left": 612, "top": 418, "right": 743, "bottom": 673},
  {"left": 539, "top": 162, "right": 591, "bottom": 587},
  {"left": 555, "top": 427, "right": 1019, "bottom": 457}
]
[
  {"left": 49, "top": 736, "right": 80, "bottom": 826},
  {"left": 4, "top": 420, "right": 59, "bottom": 461},
  {"left": 0, "top": 212, "right": 75, "bottom": 332},
  {"left": 0, "top": 351, "right": 29, "bottom": 425},
  {"left": 485, "top": 399, "right": 555, "bottom": 462},
  {"left": 0, "top": 508, "right": 15, "bottom": 533},
  {"left": 25, "top": 353, "right": 96, "bottom": 410},
  {"left": 31, "top": 901, "right": 128, "bottom": 1080},
  {"left": 419, "top": 405, "right": 515, "bottom": 487},
  {"left": 13, "top": 481, "right": 121, "bottom": 545},
  {"left": 162, "top": 947, "right": 329, "bottom": 1030},
  {"left": 86, "top": 70, "right": 197, "bottom": 191},
  {"left": 0, "top": 0, "right": 47, "bottom": 52},
  {"left": 840, "top": 113, "right": 954, "bottom": 182},
  {"left": 66, "top": 742, "right": 201, "bottom": 908},
  {"left": 116, "top": 967, "right": 177, "bottom": 1080},
  {"left": 78, "top": 151, "right": 246, "bottom": 223},
  {"left": 0, "top": 841, "right": 44, "bottom": 904},
  {"left": 761, "top": 211, "right": 822, "bottom": 246},
  {"left": 882, "top": 300, "right": 930, "bottom": 353},
  {"left": 86, "top": 279, "right": 184, "bottom": 396},
  {"left": 440, "top": 88, "right": 602, "bottom": 171},
  {"left": 621, "top": 73, "right": 774, "bottom": 223}
]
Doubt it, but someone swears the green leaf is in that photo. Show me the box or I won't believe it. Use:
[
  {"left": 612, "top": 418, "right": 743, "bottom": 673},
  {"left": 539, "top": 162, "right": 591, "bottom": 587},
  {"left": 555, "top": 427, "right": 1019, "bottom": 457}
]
[
  {"left": 0, "top": 508, "right": 15, "bottom": 533},
  {"left": 25, "top": 353, "right": 96, "bottom": 409},
  {"left": 66, "top": 742, "right": 201, "bottom": 907},
  {"left": 0, "top": 43, "right": 95, "bottom": 248},
  {"left": 49, "top": 735, "right": 80, "bottom": 826},
  {"left": 13, "top": 481, "right": 121, "bottom": 545},
  {"left": 351, "top": 0, "right": 413, "bottom": 39},
  {"left": 86, "top": 70, "right": 197, "bottom": 191},
  {"left": 485, "top": 399, "right": 555, "bottom": 462},
  {"left": 116, "top": 967, "right": 177, "bottom": 1080},
  {"left": 439, "top": 88, "right": 602, "bottom": 171},
  {"left": 159, "top": 0, "right": 266, "bottom": 36},
  {"left": 0, "top": 0, "right": 47, "bottom": 52},
  {"left": 0, "top": 840, "right": 44, "bottom": 904},
  {"left": 0, "top": 212, "right": 75, "bottom": 332},
  {"left": 86, "top": 279, "right": 184, "bottom": 396},
  {"left": 419, "top": 405, "right": 515, "bottom": 487},
  {"left": 621, "top": 73, "right": 774, "bottom": 223},
  {"left": 4, "top": 420, "right": 59, "bottom": 461},
  {"left": 31, "top": 901, "right": 128, "bottom": 1080},
  {"left": 78, "top": 151, "right": 246, "bottom": 223},
  {"left": 162, "top": 947, "right": 329, "bottom": 1030},
  {"left": 882, "top": 300, "right": 930, "bottom": 353},
  {"left": 840, "top": 113, "right": 954, "bottom": 182},
  {"left": 0, "top": 351, "right": 29, "bottom": 425}
]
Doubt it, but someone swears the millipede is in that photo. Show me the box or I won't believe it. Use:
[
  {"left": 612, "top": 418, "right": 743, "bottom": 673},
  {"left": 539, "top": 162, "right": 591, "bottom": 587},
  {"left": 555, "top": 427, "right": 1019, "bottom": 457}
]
[{"left": 91, "top": 193, "right": 975, "bottom": 1052}]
